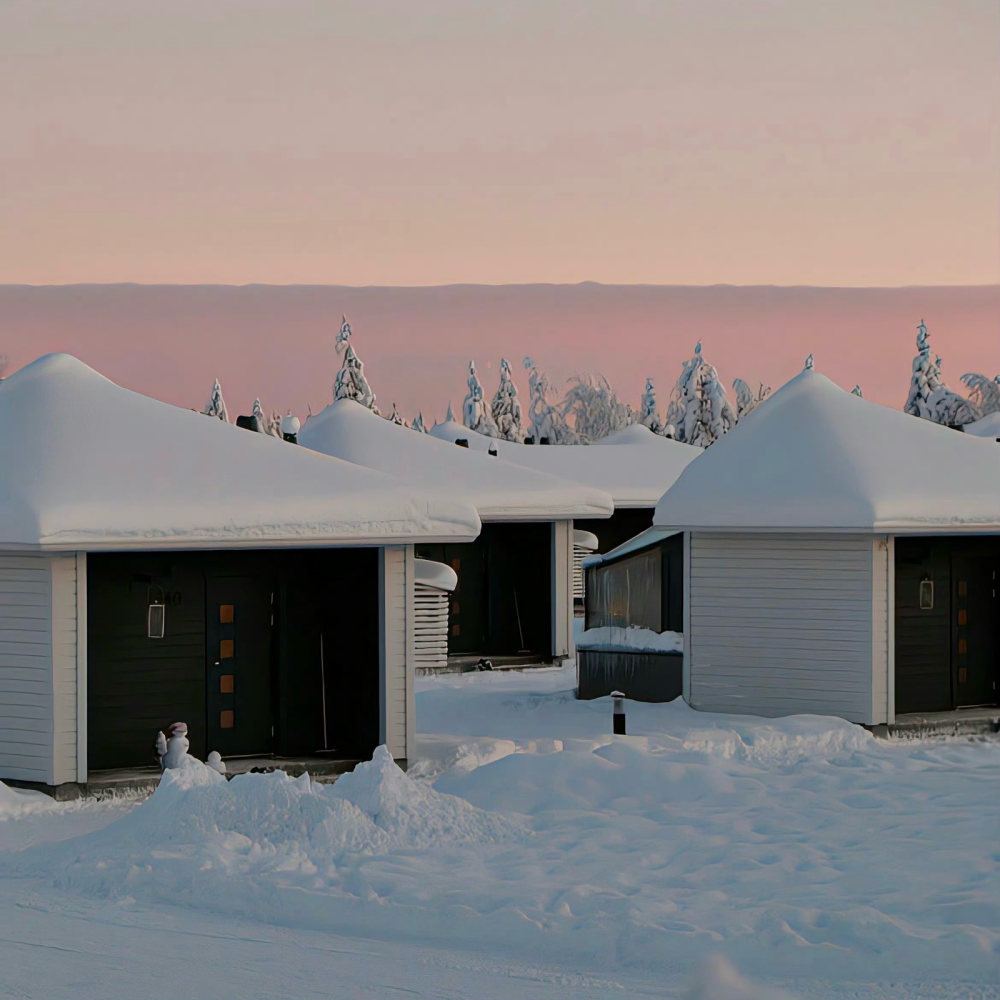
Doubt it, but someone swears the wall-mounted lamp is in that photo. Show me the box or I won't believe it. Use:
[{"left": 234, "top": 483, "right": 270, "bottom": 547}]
[
  {"left": 148, "top": 586, "right": 166, "bottom": 638},
  {"left": 918, "top": 578, "right": 934, "bottom": 611}
]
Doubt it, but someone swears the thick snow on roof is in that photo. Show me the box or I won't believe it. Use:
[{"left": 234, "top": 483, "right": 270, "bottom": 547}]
[
  {"left": 429, "top": 420, "right": 700, "bottom": 508},
  {"left": 594, "top": 424, "right": 675, "bottom": 446},
  {"left": 0, "top": 355, "right": 482, "bottom": 549},
  {"left": 301, "top": 400, "right": 614, "bottom": 521},
  {"left": 964, "top": 412, "right": 1000, "bottom": 439},
  {"left": 654, "top": 369, "right": 1000, "bottom": 533}
]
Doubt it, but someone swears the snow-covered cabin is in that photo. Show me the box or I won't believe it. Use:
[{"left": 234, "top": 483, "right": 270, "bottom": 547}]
[
  {"left": 0, "top": 355, "right": 481, "bottom": 789},
  {"left": 429, "top": 416, "right": 701, "bottom": 558},
  {"left": 633, "top": 368, "right": 1000, "bottom": 724},
  {"left": 300, "top": 400, "right": 614, "bottom": 666}
]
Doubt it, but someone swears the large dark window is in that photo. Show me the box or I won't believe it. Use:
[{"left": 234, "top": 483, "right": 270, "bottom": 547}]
[{"left": 585, "top": 533, "right": 683, "bottom": 633}]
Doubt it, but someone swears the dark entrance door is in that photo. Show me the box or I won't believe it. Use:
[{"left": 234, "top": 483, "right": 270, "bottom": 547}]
[
  {"left": 206, "top": 577, "right": 274, "bottom": 756},
  {"left": 952, "top": 553, "right": 999, "bottom": 708}
]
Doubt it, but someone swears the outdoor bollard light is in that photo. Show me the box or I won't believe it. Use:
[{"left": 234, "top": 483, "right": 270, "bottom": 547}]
[{"left": 611, "top": 690, "right": 626, "bottom": 735}]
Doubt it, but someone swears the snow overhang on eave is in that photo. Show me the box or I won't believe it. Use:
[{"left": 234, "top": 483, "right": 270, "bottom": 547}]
[
  {"left": 15, "top": 529, "right": 482, "bottom": 552},
  {"left": 656, "top": 523, "right": 1000, "bottom": 535}
]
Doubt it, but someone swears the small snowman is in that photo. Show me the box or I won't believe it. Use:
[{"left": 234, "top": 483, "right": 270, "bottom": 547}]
[
  {"left": 157, "top": 721, "right": 190, "bottom": 770},
  {"left": 206, "top": 751, "right": 227, "bottom": 775}
]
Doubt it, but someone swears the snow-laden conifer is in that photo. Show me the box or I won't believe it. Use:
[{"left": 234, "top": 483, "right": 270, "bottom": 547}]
[
  {"left": 523, "top": 357, "right": 577, "bottom": 443},
  {"left": 333, "top": 316, "right": 379, "bottom": 413},
  {"left": 665, "top": 343, "right": 735, "bottom": 445},
  {"left": 689, "top": 362, "right": 736, "bottom": 447},
  {"left": 268, "top": 409, "right": 283, "bottom": 437},
  {"left": 733, "top": 378, "right": 771, "bottom": 421},
  {"left": 560, "top": 373, "right": 634, "bottom": 444},
  {"left": 960, "top": 373, "right": 1000, "bottom": 416},
  {"left": 851, "top": 385, "right": 863, "bottom": 397},
  {"left": 387, "top": 402, "right": 407, "bottom": 427},
  {"left": 204, "top": 378, "right": 228, "bottom": 421},
  {"left": 904, "top": 320, "right": 977, "bottom": 426},
  {"left": 462, "top": 362, "right": 498, "bottom": 436},
  {"left": 639, "top": 378, "right": 661, "bottom": 434},
  {"left": 491, "top": 358, "right": 524, "bottom": 441},
  {"left": 411, "top": 412, "right": 428, "bottom": 433}
]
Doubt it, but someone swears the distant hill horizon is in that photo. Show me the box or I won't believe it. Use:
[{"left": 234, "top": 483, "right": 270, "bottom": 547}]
[{"left": 2, "top": 283, "right": 997, "bottom": 424}]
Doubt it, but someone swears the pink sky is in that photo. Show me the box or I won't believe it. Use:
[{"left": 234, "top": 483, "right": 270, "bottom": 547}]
[
  {"left": 1, "top": 1, "right": 997, "bottom": 287},
  {"left": 2, "top": 284, "right": 996, "bottom": 422}
]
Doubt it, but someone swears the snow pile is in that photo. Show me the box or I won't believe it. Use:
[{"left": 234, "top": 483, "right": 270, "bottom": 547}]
[
  {"left": 10, "top": 748, "right": 521, "bottom": 911},
  {"left": 0, "top": 781, "right": 62, "bottom": 820},
  {"left": 575, "top": 624, "right": 683, "bottom": 653}
]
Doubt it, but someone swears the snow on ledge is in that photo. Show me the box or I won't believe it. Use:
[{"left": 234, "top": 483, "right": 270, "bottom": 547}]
[{"left": 575, "top": 625, "right": 683, "bottom": 654}]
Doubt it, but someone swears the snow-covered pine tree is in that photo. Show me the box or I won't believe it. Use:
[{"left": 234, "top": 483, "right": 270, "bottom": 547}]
[
  {"left": 204, "top": 379, "right": 229, "bottom": 421},
  {"left": 960, "top": 373, "right": 1000, "bottom": 416},
  {"left": 664, "top": 343, "right": 703, "bottom": 443},
  {"left": 639, "top": 378, "right": 661, "bottom": 433},
  {"left": 250, "top": 397, "right": 270, "bottom": 433},
  {"left": 523, "top": 357, "right": 577, "bottom": 443},
  {"left": 491, "top": 358, "right": 524, "bottom": 441},
  {"left": 851, "top": 385, "right": 863, "bottom": 397},
  {"left": 733, "top": 378, "right": 772, "bottom": 421},
  {"left": 665, "top": 343, "right": 735, "bottom": 445},
  {"left": 560, "top": 373, "right": 634, "bottom": 443},
  {"left": 904, "top": 320, "right": 977, "bottom": 426},
  {"left": 688, "top": 362, "right": 736, "bottom": 447},
  {"left": 333, "top": 316, "right": 379, "bottom": 413},
  {"left": 462, "top": 362, "right": 498, "bottom": 436},
  {"left": 387, "top": 402, "right": 407, "bottom": 427},
  {"left": 412, "top": 412, "right": 428, "bottom": 433}
]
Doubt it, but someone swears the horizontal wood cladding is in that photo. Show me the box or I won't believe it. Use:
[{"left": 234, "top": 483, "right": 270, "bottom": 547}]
[
  {"left": 0, "top": 555, "right": 53, "bottom": 782},
  {"left": 689, "top": 533, "right": 874, "bottom": 723}
]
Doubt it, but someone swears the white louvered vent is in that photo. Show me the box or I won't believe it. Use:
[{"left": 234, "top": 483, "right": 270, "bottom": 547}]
[
  {"left": 414, "top": 583, "right": 451, "bottom": 671},
  {"left": 572, "top": 529, "right": 599, "bottom": 612},
  {"left": 413, "top": 558, "right": 458, "bottom": 672}
]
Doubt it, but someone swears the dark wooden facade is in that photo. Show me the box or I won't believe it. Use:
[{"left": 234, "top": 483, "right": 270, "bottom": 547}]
[
  {"left": 87, "top": 548, "right": 380, "bottom": 770},
  {"left": 575, "top": 508, "right": 655, "bottom": 556},
  {"left": 895, "top": 536, "right": 999, "bottom": 713},
  {"left": 579, "top": 532, "right": 684, "bottom": 702},
  {"left": 416, "top": 522, "right": 552, "bottom": 660}
]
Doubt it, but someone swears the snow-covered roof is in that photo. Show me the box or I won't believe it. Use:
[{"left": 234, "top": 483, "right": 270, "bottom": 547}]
[
  {"left": 300, "top": 400, "right": 614, "bottom": 521},
  {"left": 654, "top": 369, "right": 1000, "bottom": 533},
  {"left": 581, "top": 526, "right": 680, "bottom": 568},
  {"left": 963, "top": 412, "right": 1000, "bottom": 439},
  {"left": 428, "top": 419, "right": 700, "bottom": 508},
  {"left": 0, "top": 355, "right": 482, "bottom": 550},
  {"left": 594, "top": 424, "right": 674, "bottom": 446}
]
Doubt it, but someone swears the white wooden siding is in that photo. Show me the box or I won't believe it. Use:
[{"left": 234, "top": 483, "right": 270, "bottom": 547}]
[
  {"left": 689, "top": 533, "right": 875, "bottom": 724},
  {"left": 0, "top": 555, "right": 55, "bottom": 783},
  {"left": 871, "top": 537, "right": 889, "bottom": 726},
  {"left": 380, "top": 546, "right": 415, "bottom": 761},
  {"left": 552, "top": 521, "right": 572, "bottom": 657},
  {"left": 50, "top": 555, "right": 79, "bottom": 784}
]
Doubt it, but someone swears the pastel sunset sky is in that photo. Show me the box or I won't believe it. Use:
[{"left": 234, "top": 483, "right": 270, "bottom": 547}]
[
  {"left": 1, "top": 1, "right": 997, "bottom": 418},
  {"left": 2, "top": 0, "right": 997, "bottom": 286}
]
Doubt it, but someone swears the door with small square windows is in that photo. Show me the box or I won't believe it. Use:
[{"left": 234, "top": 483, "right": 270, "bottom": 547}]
[
  {"left": 952, "top": 553, "right": 998, "bottom": 708},
  {"left": 206, "top": 577, "right": 274, "bottom": 756}
]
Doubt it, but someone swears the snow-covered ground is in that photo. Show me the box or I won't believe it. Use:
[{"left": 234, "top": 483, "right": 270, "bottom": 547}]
[{"left": 0, "top": 664, "right": 996, "bottom": 999}]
